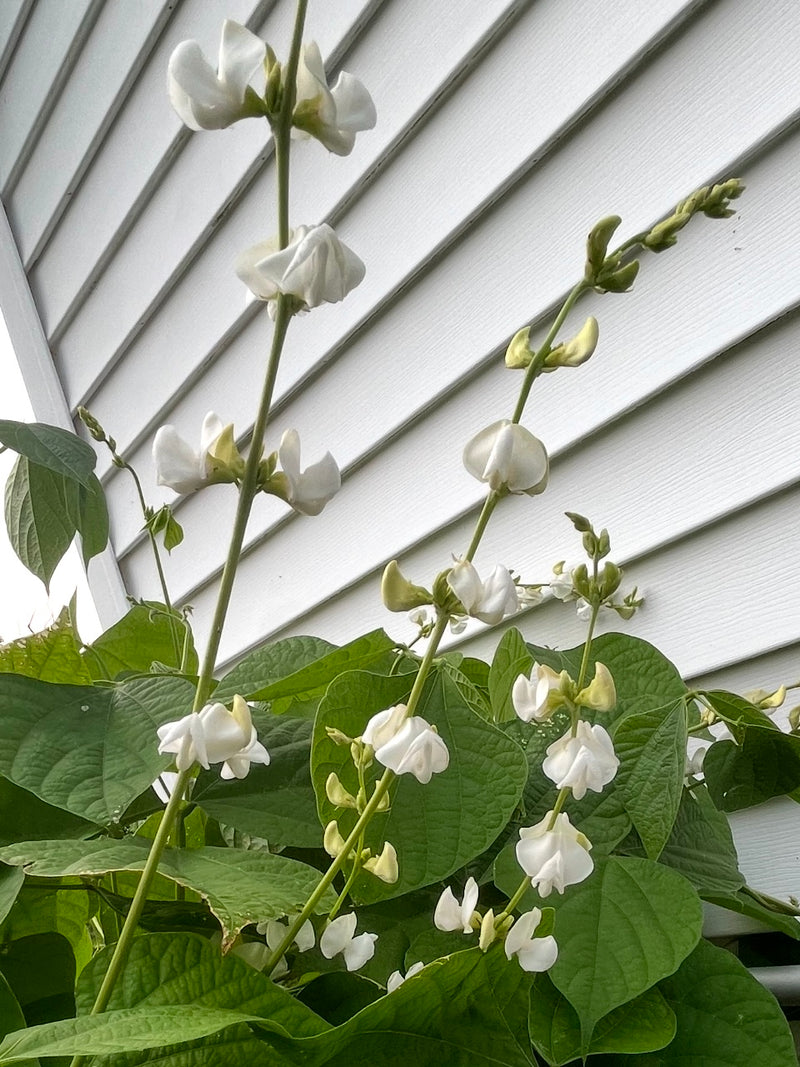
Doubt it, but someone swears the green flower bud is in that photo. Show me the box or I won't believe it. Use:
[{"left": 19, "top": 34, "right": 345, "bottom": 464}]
[
  {"left": 544, "top": 317, "right": 599, "bottom": 372},
  {"left": 325, "top": 726, "right": 353, "bottom": 746},
  {"left": 599, "top": 560, "right": 622, "bottom": 599},
  {"left": 505, "top": 326, "right": 534, "bottom": 369},
  {"left": 570, "top": 562, "right": 591, "bottom": 600},
  {"left": 206, "top": 424, "right": 246, "bottom": 482},
  {"left": 576, "top": 662, "right": 617, "bottom": 712},
  {"left": 479, "top": 909, "right": 497, "bottom": 952},
  {"left": 596, "top": 259, "right": 639, "bottom": 292},
  {"left": 644, "top": 211, "right": 692, "bottom": 252},
  {"left": 381, "top": 560, "right": 432, "bottom": 612},
  {"left": 585, "top": 215, "right": 621, "bottom": 281}
]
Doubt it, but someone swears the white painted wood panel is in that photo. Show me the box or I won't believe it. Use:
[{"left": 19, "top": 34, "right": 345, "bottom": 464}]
[
  {"left": 8, "top": 0, "right": 178, "bottom": 269},
  {"left": 0, "top": 0, "right": 32, "bottom": 85},
  {"left": 0, "top": 0, "right": 101, "bottom": 194}
]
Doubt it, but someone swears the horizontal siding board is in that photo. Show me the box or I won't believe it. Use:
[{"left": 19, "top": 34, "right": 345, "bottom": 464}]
[
  {"left": 0, "top": 0, "right": 101, "bottom": 194},
  {"left": 0, "top": 0, "right": 32, "bottom": 85},
  {"left": 8, "top": 0, "right": 179, "bottom": 269},
  {"left": 108, "top": 93, "right": 800, "bottom": 594},
  {"left": 52, "top": 0, "right": 518, "bottom": 407},
  {"left": 27, "top": 0, "right": 273, "bottom": 339}
]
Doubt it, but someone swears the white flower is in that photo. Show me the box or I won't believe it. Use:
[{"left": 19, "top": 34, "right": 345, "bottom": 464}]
[
  {"left": 235, "top": 224, "right": 365, "bottom": 317},
  {"left": 542, "top": 721, "right": 619, "bottom": 801},
  {"left": 157, "top": 695, "right": 270, "bottom": 777},
  {"left": 260, "top": 917, "right": 315, "bottom": 953},
  {"left": 363, "top": 705, "right": 449, "bottom": 784},
  {"left": 292, "top": 41, "right": 376, "bottom": 155},
  {"left": 275, "top": 429, "right": 341, "bottom": 516},
  {"left": 320, "top": 913, "right": 377, "bottom": 971},
  {"left": 550, "top": 564, "right": 577, "bottom": 601},
  {"left": 512, "top": 663, "right": 565, "bottom": 723},
  {"left": 153, "top": 412, "right": 227, "bottom": 494},
  {"left": 167, "top": 20, "right": 266, "bottom": 131},
  {"left": 386, "top": 961, "right": 424, "bottom": 993},
  {"left": 504, "top": 909, "right": 559, "bottom": 972},
  {"left": 433, "top": 877, "right": 479, "bottom": 933},
  {"left": 447, "top": 559, "right": 519, "bottom": 625},
  {"left": 463, "top": 420, "right": 549, "bottom": 495},
  {"left": 576, "top": 597, "right": 593, "bottom": 622},
  {"left": 516, "top": 811, "right": 594, "bottom": 897},
  {"left": 685, "top": 745, "right": 707, "bottom": 779}
]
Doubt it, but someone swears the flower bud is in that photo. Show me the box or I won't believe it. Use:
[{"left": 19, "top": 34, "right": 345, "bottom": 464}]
[
  {"left": 575, "top": 662, "right": 616, "bottom": 712},
  {"left": 325, "top": 772, "right": 358, "bottom": 809},
  {"left": 544, "top": 317, "right": 599, "bottom": 371},
  {"left": 381, "top": 560, "right": 432, "bottom": 612},
  {"left": 570, "top": 563, "right": 591, "bottom": 600},
  {"left": 479, "top": 909, "right": 497, "bottom": 952},
  {"left": 585, "top": 215, "right": 621, "bottom": 281},
  {"left": 206, "top": 424, "right": 246, "bottom": 482},
  {"left": 505, "top": 326, "right": 534, "bottom": 369},
  {"left": 789, "top": 706, "right": 800, "bottom": 733},
  {"left": 363, "top": 841, "right": 399, "bottom": 884},
  {"left": 644, "top": 212, "right": 692, "bottom": 252},
  {"left": 323, "top": 820, "right": 348, "bottom": 858},
  {"left": 744, "top": 685, "right": 786, "bottom": 710},
  {"left": 325, "top": 727, "right": 353, "bottom": 746},
  {"left": 595, "top": 259, "right": 639, "bottom": 293}
]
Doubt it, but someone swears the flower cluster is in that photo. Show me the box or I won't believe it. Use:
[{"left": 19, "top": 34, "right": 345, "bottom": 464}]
[{"left": 156, "top": 695, "right": 269, "bottom": 779}]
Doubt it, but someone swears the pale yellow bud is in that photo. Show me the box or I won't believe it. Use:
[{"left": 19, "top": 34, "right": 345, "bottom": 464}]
[
  {"left": 363, "top": 841, "right": 399, "bottom": 884},
  {"left": 479, "top": 909, "right": 497, "bottom": 952},
  {"left": 325, "top": 772, "right": 358, "bottom": 809},
  {"left": 381, "top": 560, "right": 432, "bottom": 612},
  {"left": 325, "top": 727, "right": 352, "bottom": 746},
  {"left": 323, "top": 820, "right": 348, "bottom": 858},
  {"left": 230, "top": 694, "right": 252, "bottom": 732},
  {"left": 505, "top": 326, "right": 534, "bottom": 369},
  {"left": 206, "top": 423, "right": 246, "bottom": 481},
  {"left": 576, "top": 662, "right": 616, "bottom": 712},
  {"left": 744, "top": 685, "right": 787, "bottom": 710},
  {"left": 544, "top": 317, "right": 599, "bottom": 371}
]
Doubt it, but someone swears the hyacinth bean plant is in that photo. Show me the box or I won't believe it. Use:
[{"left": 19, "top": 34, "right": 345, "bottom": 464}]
[{"left": 0, "top": 5, "right": 799, "bottom": 1066}]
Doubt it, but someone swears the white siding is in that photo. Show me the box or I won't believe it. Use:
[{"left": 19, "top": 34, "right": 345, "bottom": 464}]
[{"left": 1, "top": 0, "right": 798, "bottom": 704}]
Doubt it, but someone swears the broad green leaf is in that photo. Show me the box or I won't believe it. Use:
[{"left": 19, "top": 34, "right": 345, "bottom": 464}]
[
  {"left": 701, "top": 689, "right": 783, "bottom": 739},
  {"left": 0, "top": 611, "right": 91, "bottom": 684},
  {"left": 441, "top": 660, "right": 492, "bottom": 720},
  {"left": 489, "top": 628, "right": 532, "bottom": 723},
  {"left": 0, "top": 838, "right": 336, "bottom": 946},
  {"left": 0, "top": 1006, "right": 269, "bottom": 1064},
  {"left": 602, "top": 939, "right": 797, "bottom": 1066},
  {"left": 0, "top": 975, "right": 32, "bottom": 1065},
  {"left": 76, "top": 472, "right": 109, "bottom": 565},
  {"left": 0, "top": 867, "right": 23, "bottom": 927},
  {"left": 527, "top": 633, "right": 687, "bottom": 729},
  {"left": 212, "top": 636, "right": 337, "bottom": 704},
  {"left": 0, "top": 778, "right": 96, "bottom": 846},
  {"left": 537, "top": 856, "right": 701, "bottom": 1047},
  {"left": 194, "top": 716, "right": 320, "bottom": 847},
  {"left": 702, "top": 887, "right": 800, "bottom": 940},
  {"left": 0, "top": 932, "right": 76, "bottom": 1027},
  {"left": 4, "top": 458, "right": 78, "bottom": 590},
  {"left": 74, "top": 931, "right": 328, "bottom": 1066},
  {"left": 0, "top": 421, "right": 95, "bottom": 488},
  {"left": 528, "top": 972, "right": 675, "bottom": 1065},
  {"left": 82, "top": 602, "right": 198, "bottom": 680},
  {"left": 296, "top": 973, "right": 383, "bottom": 1027},
  {"left": 652, "top": 786, "right": 744, "bottom": 896},
  {"left": 703, "top": 733, "right": 800, "bottom": 811},
  {"left": 216, "top": 630, "right": 396, "bottom": 705},
  {"left": 2, "top": 883, "right": 93, "bottom": 974},
  {"left": 254, "top": 947, "right": 537, "bottom": 1067},
  {"left": 312, "top": 668, "right": 528, "bottom": 904},
  {"left": 614, "top": 699, "right": 687, "bottom": 858},
  {"left": 0, "top": 673, "right": 194, "bottom": 823}
]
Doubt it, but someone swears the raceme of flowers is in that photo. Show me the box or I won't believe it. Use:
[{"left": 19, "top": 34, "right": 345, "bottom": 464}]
[
  {"left": 447, "top": 559, "right": 519, "bottom": 625},
  {"left": 516, "top": 811, "right": 594, "bottom": 897},
  {"left": 362, "top": 704, "right": 449, "bottom": 784},
  {"left": 156, "top": 695, "right": 270, "bottom": 779},
  {"left": 463, "top": 420, "right": 549, "bottom": 495},
  {"left": 168, "top": 22, "right": 376, "bottom": 157},
  {"left": 235, "top": 224, "right": 366, "bottom": 317}
]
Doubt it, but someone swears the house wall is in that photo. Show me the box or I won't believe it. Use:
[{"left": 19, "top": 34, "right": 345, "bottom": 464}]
[{"left": 1, "top": 0, "right": 798, "bottom": 703}]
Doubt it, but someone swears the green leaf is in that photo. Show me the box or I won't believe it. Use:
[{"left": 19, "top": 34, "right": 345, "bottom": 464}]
[
  {"left": 0, "top": 975, "right": 32, "bottom": 1066},
  {"left": 0, "top": 673, "right": 195, "bottom": 823},
  {"left": 527, "top": 633, "right": 687, "bottom": 729},
  {"left": 212, "top": 636, "right": 338, "bottom": 704},
  {"left": 701, "top": 689, "right": 783, "bottom": 739},
  {"left": 0, "top": 867, "right": 24, "bottom": 927},
  {"left": 653, "top": 786, "right": 744, "bottom": 896},
  {"left": 312, "top": 667, "right": 528, "bottom": 904},
  {"left": 0, "top": 778, "right": 96, "bottom": 846},
  {"left": 0, "top": 932, "right": 76, "bottom": 1028},
  {"left": 74, "top": 931, "right": 328, "bottom": 1066},
  {"left": 489, "top": 628, "right": 532, "bottom": 723},
  {"left": 194, "top": 716, "right": 321, "bottom": 847},
  {"left": 614, "top": 699, "right": 687, "bottom": 858},
  {"left": 76, "top": 473, "right": 109, "bottom": 565},
  {"left": 702, "top": 887, "right": 800, "bottom": 940},
  {"left": 4, "top": 458, "right": 78, "bottom": 590},
  {"left": 528, "top": 972, "right": 676, "bottom": 1065},
  {"left": 605, "top": 939, "right": 798, "bottom": 1066},
  {"left": 543, "top": 856, "right": 702, "bottom": 1047},
  {"left": 0, "top": 838, "right": 336, "bottom": 946},
  {"left": 0, "top": 421, "right": 96, "bottom": 488},
  {"left": 216, "top": 631, "right": 396, "bottom": 705},
  {"left": 2, "top": 883, "right": 93, "bottom": 975},
  {"left": 255, "top": 947, "right": 538, "bottom": 1067},
  {"left": 83, "top": 602, "right": 198, "bottom": 680},
  {"left": 0, "top": 613, "right": 92, "bottom": 684},
  {"left": 703, "top": 733, "right": 800, "bottom": 811},
  {"left": 0, "top": 1006, "right": 269, "bottom": 1064}
]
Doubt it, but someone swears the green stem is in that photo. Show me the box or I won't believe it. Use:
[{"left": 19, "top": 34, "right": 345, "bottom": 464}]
[{"left": 464, "top": 491, "right": 500, "bottom": 562}]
